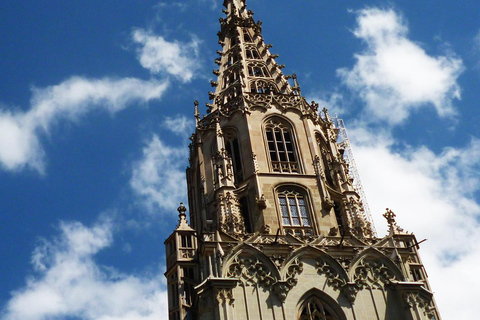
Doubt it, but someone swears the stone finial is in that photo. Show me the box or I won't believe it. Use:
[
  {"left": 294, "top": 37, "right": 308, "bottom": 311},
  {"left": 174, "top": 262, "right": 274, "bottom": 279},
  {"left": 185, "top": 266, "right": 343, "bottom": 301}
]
[
  {"left": 177, "top": 202, "right": 189, "bottom": 228},
  {"left": 383, "top": 208, "right": 404, "bottom": 234},
  {"left": 194, "top": 100, "right": 200, "bottom": 124},
  {"left": 178, "top": 202, "right": 187, "bottom": 217},
  {"left": 322, "top": 107, "right": 331, "bottom": 122},
  {"left": 292, "top": 73, "right": 301, "bottom": 95}
]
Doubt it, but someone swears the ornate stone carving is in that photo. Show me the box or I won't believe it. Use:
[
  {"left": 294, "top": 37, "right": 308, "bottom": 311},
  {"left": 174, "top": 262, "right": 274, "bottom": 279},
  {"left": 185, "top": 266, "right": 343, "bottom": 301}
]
[
  {"left": 261, "top": 224, "right": 271, "bottom": 234},
  {"left": 270, "top": 254, "right": 286, "bottom": 269},
  {"left": 328, "top": 227, "right": 338, "bottom": 236},
  {"left": 216, "top": 288, "right": 235, "bottom": 306},
  {"left": 218, "top": 192, "right": 246, "bottom": 235},
  {"left": 403, "top": 293, "right": 436, "bottom": 318},
  {"left": 316, "top": 257, "right": 360, "bottom": 303},
  {"left": 245, "top": 92, "right": 273, "bottom": 109},
  {"left": 354, "top": 259, "right": 397, "bottom": 289},
  {"left": 227, "top": 255, "right": 276, "bottom": 287},
  {"left": 316, "top": 258, "right": 345, "bottom": 290},
  {"left": 227, "top": 255, "right": 303, "bottom": 303},
  {"left": 251, "top": 152, "right": 259, "bottom": 173},
  {"left": 322, "top": 198, "right": 335, "bottom": 211},
  {"left": 347, "top": 197, "right": 373, "bottom": 239},
  {"left": 256, "top": 194, "right": 267, "bottom": 210},
  {"left": 257, "top": 236, "right": 288, "bottom": 245},
  {"left": 383, "top": 208, "right": 404, "bottom": 234},
  {"left": 342, "top": 283, "right": 360, "bottom": 304},
  {"left": 272, "top": 281, "right": 290, "bottom": 302},
  {"left": 285, "top": 258, "right": 304, "bottom": 288},
  {"left": 271, "top": 258, "right": 303, "bottom": 302}
]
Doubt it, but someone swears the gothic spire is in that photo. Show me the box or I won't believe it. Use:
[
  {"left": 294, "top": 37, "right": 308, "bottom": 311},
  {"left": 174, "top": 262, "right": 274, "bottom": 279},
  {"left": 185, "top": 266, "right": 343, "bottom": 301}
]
[{"left": 206, "top": 0, "right": 294, "bottom": 114}]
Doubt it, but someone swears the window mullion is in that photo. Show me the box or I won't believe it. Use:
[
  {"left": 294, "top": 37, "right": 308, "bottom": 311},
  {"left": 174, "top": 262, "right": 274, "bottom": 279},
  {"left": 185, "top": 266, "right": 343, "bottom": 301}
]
[
  {"left": 273, "top": 127, "right": 281, "bottom": 172},
  {"left": 294, "top": 195, "right": 301, "bottom": 226},
  {"left": 282, "top": 130, "right": 289, "bottom": 172},
  {"left": 287, "top": 195, "right": 293, "bottom": 226}
]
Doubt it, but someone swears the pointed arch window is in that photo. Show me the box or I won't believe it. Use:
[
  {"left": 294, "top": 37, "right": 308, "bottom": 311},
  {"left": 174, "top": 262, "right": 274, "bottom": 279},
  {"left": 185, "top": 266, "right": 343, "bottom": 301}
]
[
  {"left": 298, "top": 297, "right": 339, "bottom": 320},
  {"left": 277, "top": 187, "right": 313, "bottom": 236},
  {"left": 223, "top": 86, "right": 240, "bottom": 104},
  {"left": 227, "top": 51, "right": 240, "bottom": 66},
  {"left": 243, "top": 29, "right": 253, "bottom": 43},
  {"left": 223, "top": 71, "right": 238, "bottom": 89},
  {"left": 248, "top": 62, "right": 269, "bottom": 77},
  {"left": 250, "top": 80, "right": 277, "bottom": 94},
  {"left": 246, "top": 46, "right": 260, "bottom": 60},
  {"left": 265, "top": 119, "right": 299, "bottom": 173}
]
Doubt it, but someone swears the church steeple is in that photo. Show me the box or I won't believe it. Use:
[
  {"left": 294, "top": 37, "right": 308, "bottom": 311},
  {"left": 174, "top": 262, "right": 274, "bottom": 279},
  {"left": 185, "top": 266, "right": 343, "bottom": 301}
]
[
  {"left": 208, "top": 0, "right": 296, "bottom": 115},
  {"left": 189, "top": 0, "right": 375, "bottom": 241},
  {"left": 165, "top": 2, "right": 442, "bottom": 320}
]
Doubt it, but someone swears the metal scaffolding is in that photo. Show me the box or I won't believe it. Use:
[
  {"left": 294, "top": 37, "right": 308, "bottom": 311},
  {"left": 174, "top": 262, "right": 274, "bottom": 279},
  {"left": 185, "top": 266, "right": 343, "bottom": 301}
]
[{"left": 334, "top": 116, "right": 377, "bottom": 236}]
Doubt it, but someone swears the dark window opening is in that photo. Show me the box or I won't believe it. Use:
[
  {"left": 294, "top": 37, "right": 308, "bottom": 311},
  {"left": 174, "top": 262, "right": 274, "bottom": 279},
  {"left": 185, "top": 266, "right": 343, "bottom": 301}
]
[
  {"left": 299, "top": 297, "right": 339, "bottom": 320},
  {"left": 225, "top": 137, "right": 243, "bottom": 182},
  {"left": 246, "top": 48, "right": 260, "bottom": 59},
  {"left": 251, "top": 81, "right": 275, "bottom": 94},
  {"left": 334, "top": 201, "right": 344, "bottom": 232},
  {"left": 243, "top": 30, "right": 253, "bottom": 42},
  {"left": 170, "top": 284, "right": 178, "bottom": 307},
  {"left": 181, "top": 235, "right": 193, "bottom": 248},
  {"left": 411, "top": 266, "right": 425, "bottom": 282},
  {"left": 239, "top": 197, "right": 252, "bottom": 233},
  {"left": 184, "top": 282, "right": 194, "bottom": 306},
  {"left": 248, "top": 65, "right": 269, "bottom": 77},
  {"left": 183, "top": 267, "right": 195, "bottom": 280},
  {"left": 322, "top": 152, "right": 335, "bottom": 187}
]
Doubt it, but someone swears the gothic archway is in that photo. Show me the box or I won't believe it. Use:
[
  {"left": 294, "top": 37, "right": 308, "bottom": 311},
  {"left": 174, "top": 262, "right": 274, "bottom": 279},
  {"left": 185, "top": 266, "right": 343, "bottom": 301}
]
[{"left": 297, "top": 289, "right": 346, "bottom": 320}]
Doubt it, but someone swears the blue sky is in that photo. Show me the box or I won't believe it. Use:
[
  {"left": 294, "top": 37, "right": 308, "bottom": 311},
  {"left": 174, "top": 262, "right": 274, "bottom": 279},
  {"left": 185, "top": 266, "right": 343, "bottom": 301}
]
[{"left": 0, "top": 1, "right": 479, "bottom": 319}]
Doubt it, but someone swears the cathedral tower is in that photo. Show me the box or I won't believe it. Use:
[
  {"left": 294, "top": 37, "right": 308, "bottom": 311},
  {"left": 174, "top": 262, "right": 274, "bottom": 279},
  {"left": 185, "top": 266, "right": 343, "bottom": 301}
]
[{"left": 165, "top": 1, "right": 442, "bottom": 319}]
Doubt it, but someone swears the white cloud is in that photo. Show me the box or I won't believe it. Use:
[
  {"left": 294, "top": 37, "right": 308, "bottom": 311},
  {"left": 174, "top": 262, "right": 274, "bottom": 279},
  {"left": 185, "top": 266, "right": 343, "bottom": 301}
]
[
  {"left": 351, "top": 127, "right": 480, "bottom": 319},
  {"left": 307, "top": 92, "right": 347, "bottom": 115},
  {"left": 162, "top": 115, "right": 194, "bottom": 136},
  {"left": 2, "top": 220, "right": 168, "bottom": 320},
  {"left": 132, "top": 29, "right": 201, "bottom": 83},
  {"left": 130, "top": 135, "right": 188, "bottom": 212},
  {"left": 0, "top": 77, "right": 168, "bottom": 173},
  {"left": 338, "top": 8, "right": 464, "bottom": 125}
]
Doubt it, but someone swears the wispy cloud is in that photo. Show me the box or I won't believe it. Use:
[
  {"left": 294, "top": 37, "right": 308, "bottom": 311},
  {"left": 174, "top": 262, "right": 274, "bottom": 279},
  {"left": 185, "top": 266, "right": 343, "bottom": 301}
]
[
  {"left": 130, "top": 134, "right": 188, "bottom": 212},
  {"left": 2, "top": 220, "right": 168, "bottom": 320},
  {"left": 200, "top": 0, "right": 218, "bottom": 10},
  {"left": 351, "top": 127, "right": 480, "bottom": 319},
  {"left": 338, "top": 8, "right": 464, "bottom": 125},
  {"left": 307, "top": 92, "right": 347, "bottom": 115},
  {"left": 0, "top": 77, "right": 168, "bottom": 173},
  {"left": 162, "top": 115, "right": 194, "bottom": 136},
  {"left": 132, "top": 28, "right": 201, "bottom": 83}
]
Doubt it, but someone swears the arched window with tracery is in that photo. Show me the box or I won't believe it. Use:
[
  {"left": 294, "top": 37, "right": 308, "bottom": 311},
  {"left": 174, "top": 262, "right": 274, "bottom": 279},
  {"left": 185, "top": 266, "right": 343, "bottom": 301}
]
[
  {"left": 223, "top": 70, "right": 239, "bottom": 89},
  {"left": 245, "top": 46, "right": 261, "bottom": 59},
  {"left": 248, "top": 62, "right": 269, "bottom": 77},
  {"left": 243, "top": 28, "right": 253, "bottom": 43},
  {"left": 265, "top": 118, "right": 299, "bottom": 173},
  {"left": 222, "top": 86, "right": 239, "bottom": 104},
  {"left": 298, "top": 297, "right": 339, "bottom": 320},
  {"left": 277, "top": 187, "right": 313, "bottom": 236},
  {"left": 250, "top": 80, "right": 277, "bottom": 94}
]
